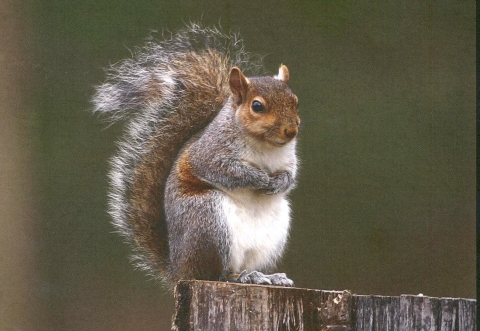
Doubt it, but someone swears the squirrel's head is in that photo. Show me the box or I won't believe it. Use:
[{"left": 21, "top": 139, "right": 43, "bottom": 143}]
[{"left": 229, "top": 66, "right": 300, "bottom": 148}]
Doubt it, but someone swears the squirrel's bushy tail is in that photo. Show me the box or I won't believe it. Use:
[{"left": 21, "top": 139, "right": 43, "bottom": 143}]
[{"left": 93, "top": 23, "right": 262, "bottom": 282}]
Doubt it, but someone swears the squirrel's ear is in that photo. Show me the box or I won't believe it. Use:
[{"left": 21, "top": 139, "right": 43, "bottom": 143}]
[
  {"left": 229, "top": 67, "right": 250, "bottom": 102},
  {"left": 274, "top": 64, "right": 290, "bottom": 84}
]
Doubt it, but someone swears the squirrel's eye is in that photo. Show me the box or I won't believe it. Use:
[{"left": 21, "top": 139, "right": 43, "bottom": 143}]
[{"left": 251, "top": 100, "right": 265, "bottom": 113}]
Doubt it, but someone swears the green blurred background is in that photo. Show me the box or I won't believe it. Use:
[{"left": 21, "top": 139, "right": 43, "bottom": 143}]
[{"left": 1, "top": 1, "right": 475, "bottom": 330}]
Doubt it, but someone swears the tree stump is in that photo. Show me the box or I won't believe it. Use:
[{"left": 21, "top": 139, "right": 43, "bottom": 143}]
[{"left": 172, "top": 280, "right": 476, "bottom": 331}]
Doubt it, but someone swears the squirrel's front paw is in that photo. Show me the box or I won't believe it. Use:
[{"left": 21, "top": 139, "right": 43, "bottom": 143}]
[{"left": 259, "top": 171, "right": 295, "bottom": 195}]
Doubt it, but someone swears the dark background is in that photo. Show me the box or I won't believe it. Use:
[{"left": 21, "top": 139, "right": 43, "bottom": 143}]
[{"left": 1, "top": 1, "right": 475, "bottom": 330}]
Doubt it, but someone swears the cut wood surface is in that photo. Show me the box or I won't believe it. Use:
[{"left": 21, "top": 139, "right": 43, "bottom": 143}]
[{"left": 172, "top": 280, "right": 476, "bottom": 331}]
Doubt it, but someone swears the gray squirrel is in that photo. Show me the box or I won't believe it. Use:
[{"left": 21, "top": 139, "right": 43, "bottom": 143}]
[{"left": 93, "top": 24, "right": 300, "bottom": 288}]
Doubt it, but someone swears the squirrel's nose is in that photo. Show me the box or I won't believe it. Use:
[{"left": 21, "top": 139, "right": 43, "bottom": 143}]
[{"left": 283, "top": 126, "right": 298, "bottom": 140}]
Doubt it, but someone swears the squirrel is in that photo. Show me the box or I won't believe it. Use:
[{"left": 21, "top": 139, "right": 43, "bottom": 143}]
[{"left": 93, "top": 24, "right": 300, "bottom": 288}]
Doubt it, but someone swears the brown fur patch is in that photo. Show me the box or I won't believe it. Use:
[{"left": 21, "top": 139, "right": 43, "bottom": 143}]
[
  {"left": 129, "top": 145, "right": 170, "bottom": 271},
  {"left": 177, "top": 151, "right": 213, "bottom": 196},
  {"left": 144, "top": 73, "right": 165, "bottom": 102}
]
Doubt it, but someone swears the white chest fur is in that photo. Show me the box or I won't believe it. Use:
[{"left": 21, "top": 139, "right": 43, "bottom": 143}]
[
  {"left": 242, "top": 139, "right": 297, "bottom": 175},
  {"left": 222, "top": 191, "right": 291, "bottom": 272},
  {"left": 223, "top": 140, "right": 297, "bottom": 272}
]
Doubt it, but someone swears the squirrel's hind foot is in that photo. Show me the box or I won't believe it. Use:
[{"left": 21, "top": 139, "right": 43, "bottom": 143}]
[{"left": 233, "top": 270, "right": 294, "bottom": 287}]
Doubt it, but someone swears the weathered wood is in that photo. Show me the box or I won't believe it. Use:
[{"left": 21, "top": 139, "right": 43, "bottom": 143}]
[{"left": 171, "top": 280, "right": 476, "bottom": 331}]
